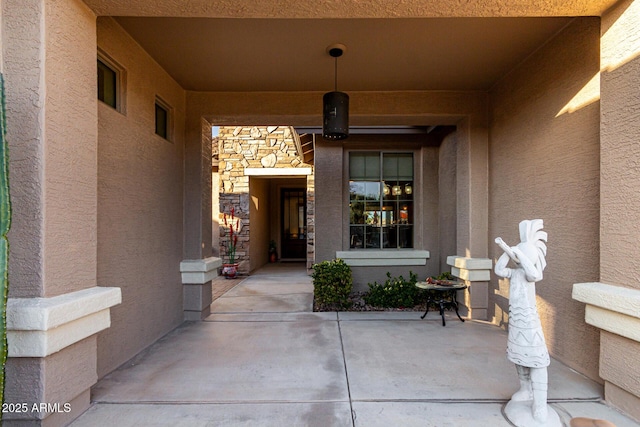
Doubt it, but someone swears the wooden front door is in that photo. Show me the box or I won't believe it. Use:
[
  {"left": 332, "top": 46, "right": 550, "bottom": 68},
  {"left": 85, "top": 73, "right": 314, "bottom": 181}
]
[{"left": 281, "top": 189, "right": 306, "bottom": 259}]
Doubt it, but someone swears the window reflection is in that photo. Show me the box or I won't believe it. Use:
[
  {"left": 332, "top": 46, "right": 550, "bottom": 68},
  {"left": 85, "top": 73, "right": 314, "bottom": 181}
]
[{"left": 349, "top": 153, "right": 413, "bottom": 249}]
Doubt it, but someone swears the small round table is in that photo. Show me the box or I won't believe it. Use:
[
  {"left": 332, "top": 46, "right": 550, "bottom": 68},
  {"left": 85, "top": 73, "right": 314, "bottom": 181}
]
[{"left": 415, "top": 281, "right": 467, "bottom": 326}]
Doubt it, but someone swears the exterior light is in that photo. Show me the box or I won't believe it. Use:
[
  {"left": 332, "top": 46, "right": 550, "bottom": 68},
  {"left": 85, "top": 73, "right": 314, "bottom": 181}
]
[
  {"left": 404, "top": 184, "right": 412, "bottom": 195},
  {"left": 392, "top": 185, "right": 402, "bottom": 196},
  {"left": 323, "top": 44, "right": 349, "bottom": 140}
]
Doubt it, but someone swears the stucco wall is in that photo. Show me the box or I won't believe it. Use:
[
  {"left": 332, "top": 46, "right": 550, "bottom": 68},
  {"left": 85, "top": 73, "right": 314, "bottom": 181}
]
[
  {"left": 438, "top": 133, "right": 457, "bottom": 273},
  {"left": 314, "top": 142, "right": 443, "bottom": 291},
  {"left": 600, "top": 0, "right": 640, "bottom": 289},
  {"left": 488, "top": 17, "right": 601, "bottom": 380},
  {"left": 96, "top": 17, "right": 186, "bottom": 377},
  {"left": 249, "top": 178, "right": 270, "bottom": 270},
  {"left": 313, "top": 143, "right": 344, "bottom": 264},
  {"left": 596, "top": 0, "right": 640, "bottom": 418},
  {"left": 5, "top": 0, "right": 97, "bottom": 298},
  {"left": 3, "top": 0, "right": 102, "bottom": 422}
]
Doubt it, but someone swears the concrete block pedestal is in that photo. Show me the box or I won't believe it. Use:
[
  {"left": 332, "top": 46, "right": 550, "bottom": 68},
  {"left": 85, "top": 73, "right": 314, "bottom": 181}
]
[
  {"left": 180, "top": 257, "right": 222, "bottom": 320},
  {"left": 573, "top": 282, "right": 640, "bottom": 421},
  {"left": 5, "top": 287, "right": 121, "bottom": 426},
  {"left": 447, "top": 256, "right": 493, "bottom": 320}
]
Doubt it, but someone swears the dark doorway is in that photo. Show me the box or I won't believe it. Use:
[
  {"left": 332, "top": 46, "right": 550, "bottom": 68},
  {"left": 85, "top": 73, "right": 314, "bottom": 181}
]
[{"left": 281, "top": 188, "right": 307, "bottom": 259}]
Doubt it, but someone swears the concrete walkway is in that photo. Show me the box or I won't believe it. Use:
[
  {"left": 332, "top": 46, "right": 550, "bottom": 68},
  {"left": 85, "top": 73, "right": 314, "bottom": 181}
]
[{"left": 71, "top": 263, "right": 639, "bottom": 426}]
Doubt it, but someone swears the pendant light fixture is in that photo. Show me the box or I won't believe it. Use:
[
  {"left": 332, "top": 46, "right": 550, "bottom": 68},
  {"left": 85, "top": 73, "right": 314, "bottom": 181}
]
[{"left": 323, "top": 43, "right": 349, "bottom": 140}]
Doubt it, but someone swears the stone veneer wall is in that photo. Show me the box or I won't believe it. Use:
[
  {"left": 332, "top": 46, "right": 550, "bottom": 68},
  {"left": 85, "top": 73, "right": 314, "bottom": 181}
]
[
  {"left": 306, "top": 173, "right": 315, "bottom": 270},
  {"left": 217, "top": 126, "right": 313, "bottom": 274}
]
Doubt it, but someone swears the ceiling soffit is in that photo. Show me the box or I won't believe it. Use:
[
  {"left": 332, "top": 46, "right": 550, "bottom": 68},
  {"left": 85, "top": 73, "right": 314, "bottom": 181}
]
[
  {"left": 85, "top": 0, "right": 619, "bottom": 18},
  {"left": 114, "top": 16, "right": 575, "bottom": 92}
]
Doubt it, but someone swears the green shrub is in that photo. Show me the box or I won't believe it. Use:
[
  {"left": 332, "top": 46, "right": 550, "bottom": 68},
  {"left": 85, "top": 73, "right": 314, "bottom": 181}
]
[
  {"left": 364, "top": 271, "right": 421, "bottom": 308},
  {"left": 312, "top": 259, "right": 353, "bottom": 309}
]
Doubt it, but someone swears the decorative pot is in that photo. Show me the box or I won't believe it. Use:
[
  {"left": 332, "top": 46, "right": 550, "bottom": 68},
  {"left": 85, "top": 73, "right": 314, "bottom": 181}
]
[
  {"left": 222, "top": 263, "right": 239, "bottom": 279},
  {"left": 269, "top": 251, "right": 277, "bottom": 263}
]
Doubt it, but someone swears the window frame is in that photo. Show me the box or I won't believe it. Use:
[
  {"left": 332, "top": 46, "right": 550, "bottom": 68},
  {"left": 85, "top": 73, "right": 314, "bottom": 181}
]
[
  {"left": 154, "top": 96, "right": 173, "bottom": 142},
  {"left": 347, "top": 150, "right": 416, "bottom": 250},
  {"left": 97, "top": 50, "right": 126, "bottom": 113}
]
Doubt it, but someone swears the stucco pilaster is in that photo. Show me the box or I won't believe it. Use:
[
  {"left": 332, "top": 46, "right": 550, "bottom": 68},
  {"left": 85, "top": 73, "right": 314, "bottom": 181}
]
[
  {"left": 2, "top": 1, "right": 108, "bottom": 425},
  {"left": 595, "top": 0, "right": 640, "bottom": 417},
  {"left": 182, "top": 112, "right": 214, "bottom": 320},
  {"left": 600, "top": 0, "right": 640, "bottom": 289},
  {"left": 455, "top": 112, "right": 489, "bottom": 259},
  {"left": 315, "top": 142, "right": 344, "bottom": 263},
  {"left": 3, "top": 0, "right": 47, "bottom": 298},
  {"left": 184, "top": 116, "right": 214, "bottom": 260},
  {"left": 4, "top": 0, "right": 98, "bottom": 299}
]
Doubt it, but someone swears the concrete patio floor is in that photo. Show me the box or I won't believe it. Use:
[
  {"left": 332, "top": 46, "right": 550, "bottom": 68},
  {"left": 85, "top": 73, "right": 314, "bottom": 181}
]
[{"left": 70, "top": 263, "right": 639, "bottom": 426}]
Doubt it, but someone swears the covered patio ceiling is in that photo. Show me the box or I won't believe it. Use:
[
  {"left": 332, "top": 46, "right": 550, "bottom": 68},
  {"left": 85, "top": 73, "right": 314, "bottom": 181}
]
[
  {"left": 88, "top": 0, "right": 618, "bottom": 93},
  {"left": 114, "top": 16, "right": 577, "bottom": 93}
]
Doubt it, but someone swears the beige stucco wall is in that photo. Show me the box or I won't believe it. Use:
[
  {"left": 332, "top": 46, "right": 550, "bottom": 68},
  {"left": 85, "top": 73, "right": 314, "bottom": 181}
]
[
  {"left": 3, "top": 0, "right": 102, "bottom": 423},
  {"left": 600, "top": 0, "right": 640, "bottom": 289},
  {"left": 316, "top": 142, "right": 445, "bottom": 291},
  {"left": 249, "top": 178, "right": 270, "bottom": 270},
  {"left": 314, "top": 143, "right": 345, "bottom": 263},
  {"left": 5, "top": 0, "right": 97, "bottom": 298},
  {"left": 488, "top": 17, "right": 601, "bottom": 380},
  {"left": 438, "top": 133, "right": 457, "bottom": 274},
  {"left": 212, "top": 171, "right": 220, "bottom": 257},
  {"left": 96, "top": 17, "right": 186, "bottom": 377},
  {"left": 595, "top": 0, "right": 640, "bottom": 418}
]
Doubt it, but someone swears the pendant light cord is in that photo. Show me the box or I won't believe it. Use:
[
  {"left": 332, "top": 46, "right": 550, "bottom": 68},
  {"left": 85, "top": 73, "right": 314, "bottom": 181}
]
[{"left": 334, "top": 56, "right": 338, "bottom": 92}]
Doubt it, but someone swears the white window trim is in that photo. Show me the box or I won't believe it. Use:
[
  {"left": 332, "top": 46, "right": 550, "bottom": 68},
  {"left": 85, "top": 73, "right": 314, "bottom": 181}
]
[{"left": 336, "top": 250, "right": 429, "bottom": 267}]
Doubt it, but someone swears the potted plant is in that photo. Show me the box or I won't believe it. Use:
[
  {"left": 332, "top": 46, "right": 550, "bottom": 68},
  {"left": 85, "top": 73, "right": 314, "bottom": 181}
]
[
  {"left": 269, "top": 240, "right": 277, "bottom": 263},
  {"left": 222, "top": 207, "right": 239, "bottom": 279}
]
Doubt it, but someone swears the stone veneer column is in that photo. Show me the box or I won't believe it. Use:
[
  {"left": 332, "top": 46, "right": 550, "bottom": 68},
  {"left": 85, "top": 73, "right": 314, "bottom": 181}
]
[
  {"left": 306, "top": 173, "right": 315, "bottom": 271},
  {"left": 3, "top": 1, "right": 121, "bottom": 425},
  {"left": 447, "top": 256, "right": 492, "bottom": 320}
]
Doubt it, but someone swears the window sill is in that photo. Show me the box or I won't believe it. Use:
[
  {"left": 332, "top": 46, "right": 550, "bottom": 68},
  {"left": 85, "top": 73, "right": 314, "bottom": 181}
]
[{"left": 336, "top": 250, "right": 430, "bottom": 267}]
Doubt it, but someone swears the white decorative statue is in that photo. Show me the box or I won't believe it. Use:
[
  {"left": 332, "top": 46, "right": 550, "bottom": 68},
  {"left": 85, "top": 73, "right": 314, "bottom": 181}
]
[{"left": 495, "top": 219, "right": 560, "bottom": 426}]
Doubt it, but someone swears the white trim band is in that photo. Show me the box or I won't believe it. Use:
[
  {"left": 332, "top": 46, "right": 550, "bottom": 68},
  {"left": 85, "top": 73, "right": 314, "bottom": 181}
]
[
  {"left": 447, "top": 256, "right": 492, "bottom": 270},
  {"left": 7, "top": 286, "right": 121, "bottom": 357},
  {"left": 180, "top": 257, "right": 223, "bottom": 284},
  {"left": 336, "top": 250, "right": 430, "bottom": 267},
  {"left": 244, "top": 167, "right": 312, "bottom": 176},
  {"left": 573, "top": 282, "right": 640, "bottom": 343},
  {"left": 447, "top": 256, "right": 492, "bottom": 281}
]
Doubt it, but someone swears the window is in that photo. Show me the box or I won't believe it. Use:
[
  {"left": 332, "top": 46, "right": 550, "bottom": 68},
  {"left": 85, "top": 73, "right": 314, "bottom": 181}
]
[
  {"left": 97, "top": 59, "right": 117, "bottom": 109},
  {"left": 154, "top": 98, "right": 172, "bottom": 141},
  {"left": 349, "top": 152, "right": 414, "bottom": 249},
  {"left": 97, "top": 52, "right": 125, "bottom": 112}
]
